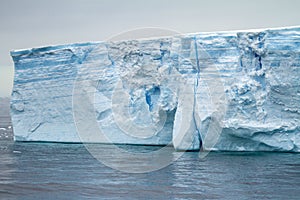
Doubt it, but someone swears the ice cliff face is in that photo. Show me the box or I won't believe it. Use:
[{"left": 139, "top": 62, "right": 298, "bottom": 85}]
[{"left": 10, "top": 27, "right": 300, "bottom": 152}]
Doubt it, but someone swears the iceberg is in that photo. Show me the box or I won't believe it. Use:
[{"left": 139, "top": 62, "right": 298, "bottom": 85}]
[{"left": 10, "top": 26, "right": 300, "bottom": 152}]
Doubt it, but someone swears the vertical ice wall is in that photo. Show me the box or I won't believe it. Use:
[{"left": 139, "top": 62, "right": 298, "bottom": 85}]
[{"left": 11, "top": 27, "right": 300, "bottom": 151}]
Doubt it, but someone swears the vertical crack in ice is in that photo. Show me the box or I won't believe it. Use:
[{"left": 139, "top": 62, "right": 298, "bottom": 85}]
[
  {"left": 192, "top": 37, "right": 202, "bottom": 149},
  {"left": 254, "top": 52, "right": 262, "bottom": 70},
  {"left": 194, "top": 37, "right": 200, "bottom": 75}
]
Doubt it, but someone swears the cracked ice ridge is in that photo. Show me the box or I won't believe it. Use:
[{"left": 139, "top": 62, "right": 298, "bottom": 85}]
[{"left": 10, "top": 26, "right": 300, "bottom": 152}]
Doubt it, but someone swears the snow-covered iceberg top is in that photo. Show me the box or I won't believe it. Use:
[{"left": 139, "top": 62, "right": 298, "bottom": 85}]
[{"left": 10, "top": 26, "right": 300, "bottom": 152}]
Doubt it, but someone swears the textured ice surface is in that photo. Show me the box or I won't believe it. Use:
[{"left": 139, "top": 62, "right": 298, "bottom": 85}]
[{"left": 11, "top": 27, "right": 300, "bottom": 151}]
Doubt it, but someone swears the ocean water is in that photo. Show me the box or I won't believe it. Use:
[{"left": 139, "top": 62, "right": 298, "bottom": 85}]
[{"left": 0, "top": 135, "right": 299, "bottom": 200}]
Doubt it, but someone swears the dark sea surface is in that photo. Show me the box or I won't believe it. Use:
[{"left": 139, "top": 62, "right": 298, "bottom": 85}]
[{"left": 0, "top": 123, "right": 299, "bottom": 200}]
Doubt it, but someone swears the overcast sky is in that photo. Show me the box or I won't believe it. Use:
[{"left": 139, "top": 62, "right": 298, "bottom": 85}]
[{"left": 1, "top": 0, "right": 300, "bottom": 97}]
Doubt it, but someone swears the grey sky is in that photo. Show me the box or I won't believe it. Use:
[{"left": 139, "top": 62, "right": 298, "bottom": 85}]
[{"left": 1, "top": 0, "right": 300, "bottom": 97}]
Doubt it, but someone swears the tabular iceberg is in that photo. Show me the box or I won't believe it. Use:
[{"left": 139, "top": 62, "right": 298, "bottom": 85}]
[{"left": 10, "top": 27, "right": 300, "bottom": 152}]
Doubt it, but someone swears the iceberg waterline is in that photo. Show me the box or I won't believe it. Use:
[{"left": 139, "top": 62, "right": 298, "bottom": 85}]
[{"left": 10, "top": 27, "right": 300, "bottom": 151}]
